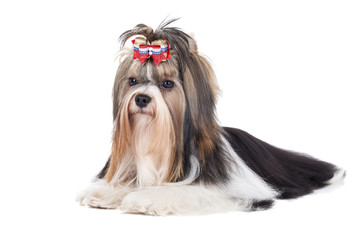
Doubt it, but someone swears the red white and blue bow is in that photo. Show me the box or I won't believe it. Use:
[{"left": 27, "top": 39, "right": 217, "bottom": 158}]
[{"left": 132, "top": 37, "right": 171, "bottom": 66}]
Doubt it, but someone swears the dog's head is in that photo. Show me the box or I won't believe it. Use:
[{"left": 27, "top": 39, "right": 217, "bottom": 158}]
[{"left": 105, "top": 20, "right": 229, "bottom": 187}]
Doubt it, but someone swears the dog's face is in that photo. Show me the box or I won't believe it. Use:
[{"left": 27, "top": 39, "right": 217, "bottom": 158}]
[
  {"left": 119, "top": 59, "right": 185, "bottom": 127},
  {"left": 104, "top": 22, "right": 229, "bottom": 187},
  {"left": 109, "top": 59, "right": 185, "bottom": 187}
]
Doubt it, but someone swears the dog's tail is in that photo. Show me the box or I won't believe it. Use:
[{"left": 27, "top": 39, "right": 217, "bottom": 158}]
[{"left": 224, "top": 127, "right": 345, "bottom": 199}]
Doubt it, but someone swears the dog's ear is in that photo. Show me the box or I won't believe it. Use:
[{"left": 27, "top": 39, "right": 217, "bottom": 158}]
[
  {"left": 183, "top": 52, "right": 220, "bottom": 117},
  {"left": 181, "top": 52, "right": 230, "bottom": 183},
  {"left": 112, "top": 51, "right": 133, "bottom": 121},
  {"left": 183, "top": 34, "right": 219, "bottom": 103},
  {"left": 182, "top": 50, "right": 225, "bottom": 178},
  {"left": 113, "top": 67, "right": 122, "bottom": 121}
]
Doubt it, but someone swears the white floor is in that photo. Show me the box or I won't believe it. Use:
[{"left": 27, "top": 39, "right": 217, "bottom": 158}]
[{"left": 1, "top": 178, "right": 355, "bottom": 240}]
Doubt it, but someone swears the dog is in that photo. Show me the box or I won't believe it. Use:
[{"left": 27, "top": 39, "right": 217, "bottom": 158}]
[{"left": 78, "top": 19, "right": 345, "bottom": 215}]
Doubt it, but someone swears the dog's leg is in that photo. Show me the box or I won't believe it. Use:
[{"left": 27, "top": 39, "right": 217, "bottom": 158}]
[
  {"left": 119, "top": 184, "right": 252, "bottom": 215},
  {"left": 77, "top": 179, "right": 131, "bottom": 209}
]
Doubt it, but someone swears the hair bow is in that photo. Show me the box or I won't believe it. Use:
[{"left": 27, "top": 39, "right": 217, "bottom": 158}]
[{"left": 132, "top": 37, "right": 171, "bottom": 66}]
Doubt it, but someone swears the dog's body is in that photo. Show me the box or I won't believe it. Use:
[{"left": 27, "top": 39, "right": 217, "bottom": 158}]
[{"left": 78, "top": 20, "right": 345, "bottom": 215}]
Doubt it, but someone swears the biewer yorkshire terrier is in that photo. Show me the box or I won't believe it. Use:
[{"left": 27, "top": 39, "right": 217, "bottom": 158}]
[{"left": 78, "top": 19, "right": 345, "bottom": 215}]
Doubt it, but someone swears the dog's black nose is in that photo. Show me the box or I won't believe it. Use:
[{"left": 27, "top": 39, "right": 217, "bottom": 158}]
[{"left": 135, "top": 94, "right": 151, "bottom": 108}]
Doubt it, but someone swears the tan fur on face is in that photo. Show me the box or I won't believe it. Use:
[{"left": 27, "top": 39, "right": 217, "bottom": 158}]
[
  {"left": 129, "top": 86, "right": 176, "bottom": 186},
  {"left": 161, "top": 80, "right": 186, "bottom": 181},
  {"left": 106, "top": 88, "right": 134, "bottom": 183},
  {"left": 151, "top": 61, "right": 186, "bottom": 181},
  {"left": 107, "top": 57, "right": 186, "bottom": 185}
]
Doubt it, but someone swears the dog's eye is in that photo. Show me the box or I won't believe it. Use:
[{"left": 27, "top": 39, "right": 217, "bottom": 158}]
[
  {"left": 129, "top": 78, "right": 137, "bottom": 86},
  {"left": 161, "top": 80, "right": 174, "bottom": 89}
]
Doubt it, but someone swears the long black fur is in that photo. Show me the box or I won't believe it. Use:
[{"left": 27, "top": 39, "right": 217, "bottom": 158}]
[{"left": 224, "top": 127, "right": 340, "bottom": 199}]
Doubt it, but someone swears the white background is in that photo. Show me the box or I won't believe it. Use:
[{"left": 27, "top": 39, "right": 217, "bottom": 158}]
[{"left": 0, "top": 0, "right": 359, "bottom": 239}]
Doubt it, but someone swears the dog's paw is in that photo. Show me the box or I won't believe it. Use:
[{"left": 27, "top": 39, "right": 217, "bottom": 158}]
[
  {"left": 77, "top": 180, "right": 127, "bottom": 209},
  {"left": 120, "top": 192, "right": 172, "bottom": 215},
  {"left": 120, "top": 188, "right": 177, "bottom": 216},
  {"left": 79, "top": 191, "right": 119, "bottom": 209}
]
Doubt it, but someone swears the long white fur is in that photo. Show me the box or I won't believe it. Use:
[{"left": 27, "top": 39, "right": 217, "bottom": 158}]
[
  {"left": 325, "top": 168, "right": 346, "bottom": 184},
  {"left": 221, "top": 136, "right": 279, "bottom": 200},
  {"left": 78, "top": 180, "right": 256, "bottom": 215},
  {"left": 120, "top": 185, "right": 243, "bottom": 215}
]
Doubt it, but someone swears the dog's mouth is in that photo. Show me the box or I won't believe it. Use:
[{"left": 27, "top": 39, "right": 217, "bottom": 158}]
[
  {"left": 129, "top": 106, "right": 155, "bottom": 117},
  {"left": 136, "top": 109, "right": 154, "bottom": 116},
  {"left": 129, "top": 108, "right": 155, "bottom": 130}
]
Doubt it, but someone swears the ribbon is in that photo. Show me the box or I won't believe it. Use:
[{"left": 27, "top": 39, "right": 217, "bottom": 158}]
[{"left": 132, "top": 37, "right": 171, "bottom": 66}]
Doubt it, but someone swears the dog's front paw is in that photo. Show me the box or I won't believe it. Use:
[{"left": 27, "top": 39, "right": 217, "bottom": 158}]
[
  {"left": 79, "top": 191, "right": 118, "bottom": 209},
  {"left": 120, "top": 188, "right": 176, "bottom": 216},
  {"left": 77, "top": 180, "right": 127, "bottom": 209}
]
